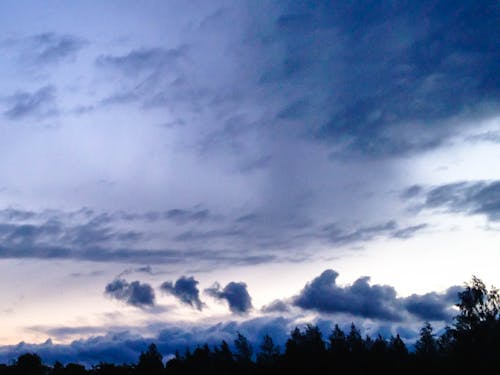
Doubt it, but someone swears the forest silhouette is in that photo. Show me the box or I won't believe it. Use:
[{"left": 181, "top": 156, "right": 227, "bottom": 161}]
[{"left": 1, "top": 277, "right": 499, "bottom": 374}]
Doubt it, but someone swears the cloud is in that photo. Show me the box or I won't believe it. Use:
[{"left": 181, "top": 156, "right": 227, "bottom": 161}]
[
  {"left": 4, "top": 317, "right": 294, "bottom": 366},
  {"left": 96, "top": 47, "right": 185, "bottom": 77},
  {"left": 118, "top": 266, "right": 154, "bottom": 277},
  {"left": 321, "top": 220, "right": 428, "bottom": 244},
  {"left": 5, "top": 269, "right": 465, "bottom": 366},
  {"left": 160, "top": 276, "right": 204, "bottom": 310},
  {"left": 4, "top": 86, "right": 57, "bottom": 120},
  {"left": 261, "top": 299, "right": 291, "bottom": 313},
  {"left": 116, "top": 208, "right": 212, "bottom": 225},
  {"left": 466, "top": 131, "right": 500, "bottom": 144},
  {"left": 256, "top": 0, "right": 500, "bottom": 158},
  {"left": 205, "top": 281, "right": 252, "bottom": 314},
  {"left": 392, "top": 224, "right": 428, "bottom": 239},
  {"left": 29, "top": 33, "right": 87, "bottom": 64},
  {"left": 408, "top": 180, "right": 500, "bottom": 222},
  {"left": 104, "top": 279, "right": 155, "bottom": 308},
  {"left": 0, "top": 208, "right": 36, "bottom": 221},
  {"left": 293, "top": 269, "right": 459, "bottom": 322},
  {"left": 8, "top": 312, "right": 429, "bottom": 366},
  {"left": 293, "top": 270, "right": 403, "bottom": 321},
  {"left": 402, "top": 286, "right": 461, "bottom": 321},
  {"left": 0, "top": 206, "right": 429, "bottom": 268},
  {"left": 401, "top": 185, "right": 424, "bottom": 200}
]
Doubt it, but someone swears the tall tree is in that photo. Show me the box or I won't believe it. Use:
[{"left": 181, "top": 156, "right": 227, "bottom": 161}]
[
  {"left": 257, "top": 334, "right": 279, "bottom": 365},
  {"left": 455, "top": 276, "right": 500, "bottom": 332},
  {"left": 136, "top": 343, "right": 164, "bottom": 374},
  {"left": 415, "top": 322, "right": 437, "bottom": 358},
  {"left": 234, "top": 332, "right": 253, "bottom": 363}
]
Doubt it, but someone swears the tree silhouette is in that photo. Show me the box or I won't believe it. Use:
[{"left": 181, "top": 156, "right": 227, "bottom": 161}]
[
  {"left": 346, "top": 323, "right": 364, "bottom": 355},
  {"left": 415, "top": 322, "right": 437, "bottom": 358},
  {"left": 455, "top": 276, "right": 500, "bottom": 332},
  {"left": 329, "top": 324, "right": 347, "bottom": 353},
  {"left": 135, "top": 343, "right": 163, "bottom": 374},
  {"left": 452, "top": 277, "right": 500, "bottom": 372},
  {"left": 256, "top": 334, "right": 279, "bottom": 365},
  {"left": 234, "top": 332, "right": 253, "bottom": 362},
  {"left": 14, "top": 353, "right": 44, "bottom": 375}
]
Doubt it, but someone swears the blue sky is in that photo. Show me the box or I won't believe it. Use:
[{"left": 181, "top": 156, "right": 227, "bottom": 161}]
[{"left": 0, "top": 0, "right": 499, "bottom": 365}]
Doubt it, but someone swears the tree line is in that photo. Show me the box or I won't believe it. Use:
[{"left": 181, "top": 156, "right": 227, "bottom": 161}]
[{"left": 1, "top": 276, "right": 499, "bottom": 374}]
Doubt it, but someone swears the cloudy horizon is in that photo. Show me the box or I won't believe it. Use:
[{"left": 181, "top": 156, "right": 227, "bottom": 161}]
[{"left": 0, "top": 0, "right": 498, "bottom": 365}]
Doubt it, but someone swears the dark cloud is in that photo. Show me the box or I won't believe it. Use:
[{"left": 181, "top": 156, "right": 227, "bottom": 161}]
[
  {"left": 392, "top": 224, "right": 428, "bottom": 239},
  {"left": 161, "top": 276, "right": 204, "bottom": 310},
  {"left": 94, "top": 46, "right": 189, "bottom": 110},
  {"left": 0, "top": 205, "right": 430, "bottom": 269},
  {"left": 15, "top": 314, "right": 425, "bottom": 366},
  {"left": 96, "top": 47, "right": 185, "bottom": 77},
  {"left": 0, "top": 242, "right": 274, "bottom": 267},
  {"left": 401, "top": 185, "right": 424, "bottom": 199},
  {"left": 205, "top": 281, "right": 252, "bottom": 314},
  {"left": 321, "top": 220, "right": 427, "bottom": 244},
  {"left": 410, "top": 180, "right": 500, "bottom": 222},
  {"left": 0, "top": 208, "right": 36, "bottom": 221},
  {"left": 4, "top": 86, "right": 57, "bottom": 120},
  {"left": 29, "top": 33, "right": 87, "bottom": 64},
  {"left": 293, "top": 270, "right": 402, "bottom": 321},
  {"left": 261, "top": 299, "right": 291, "bottom": 314},
  {"left": 104, "top": 279, "right": 155, "bottom": 308},
  {"left": 293, "top": 269, "right": 459, "bottom": 322},
  {"left": 322, "top": 221, "right": 396, "bottom": 245},
  {"left": 116, "top": 208, "right": 212, "bottom": 224},
  {"left": 163, "top": 209, "right": 211, "bottom": 224},
  {"left": 258, "top": 0, "right": 500, "bottom": 157},
  {"left": 174, "top": 228, "right": 243, "bottom": 242},
  {"left": 99, "top": 92, "right": 140, "bottom": 107},
  {"left": 466, "top": 131, "right": 500, "bottom": 144},
  {"left": 117, "top": 266, "right": 154, "bottom": 278},
  {"left": 402, "top": 286, "right": 461, "bottom": 321}
]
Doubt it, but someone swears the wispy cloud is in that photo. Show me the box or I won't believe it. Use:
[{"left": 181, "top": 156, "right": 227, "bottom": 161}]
[
  {"left": 28, "top": 33, "right": 87, "bottom": 64},
  {"left": 404, "top": 180, "right": 500, "bottom": 222},
  {"left": 3, "top": 86, "right": 57, "bottom": 120}
]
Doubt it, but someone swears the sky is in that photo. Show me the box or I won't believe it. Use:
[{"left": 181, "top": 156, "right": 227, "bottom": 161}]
[{"left": 0, "top": 0, "right": 499, "bottom": 365}]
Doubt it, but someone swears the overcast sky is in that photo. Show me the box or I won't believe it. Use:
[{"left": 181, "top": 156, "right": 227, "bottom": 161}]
[{"left": 0, "top": 0, "right": 499, "bottom": 365}]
